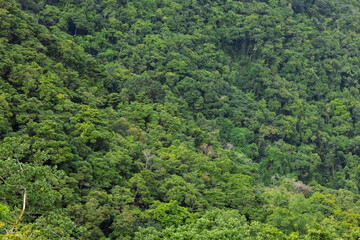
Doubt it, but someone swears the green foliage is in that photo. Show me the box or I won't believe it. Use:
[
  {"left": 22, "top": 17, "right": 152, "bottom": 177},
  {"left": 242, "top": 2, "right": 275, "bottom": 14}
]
[
  {"left": 134, "top": 209, "right": 285, "bottom": 240},
  {"left": 2, "top": 0, "right": 360, "bottom": 238}
]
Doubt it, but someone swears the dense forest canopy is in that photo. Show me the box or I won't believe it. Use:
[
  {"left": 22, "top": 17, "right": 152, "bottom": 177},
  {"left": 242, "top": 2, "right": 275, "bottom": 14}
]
[{"left": 2, "top": 0, "right": 360, "bottom": 239}]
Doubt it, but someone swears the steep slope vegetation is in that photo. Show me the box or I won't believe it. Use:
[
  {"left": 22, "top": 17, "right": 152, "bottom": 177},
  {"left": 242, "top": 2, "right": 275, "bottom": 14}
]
[
  {"left": 1, "top": 0, "right": 360, "bottom": 239},
  {"left": 18, "top": 0, "right": 360, "bottom": 188}
]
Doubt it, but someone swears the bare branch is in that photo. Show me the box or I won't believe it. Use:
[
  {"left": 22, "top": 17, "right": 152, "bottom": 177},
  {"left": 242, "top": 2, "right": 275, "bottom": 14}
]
[
  {"left": 14, "top": 158, "right": 23, "bottom": 172},
  {"left": 0, "top": 175, "right": 18, "bottom": 188},
  {"left": 11, "top": 187, "right": 26, "bottom": 233}
]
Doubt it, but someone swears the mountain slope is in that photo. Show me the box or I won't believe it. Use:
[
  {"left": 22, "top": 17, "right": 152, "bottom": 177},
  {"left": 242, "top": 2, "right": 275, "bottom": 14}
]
[{"left": 1, "top": 0, "right": 360, "bottom": 239}]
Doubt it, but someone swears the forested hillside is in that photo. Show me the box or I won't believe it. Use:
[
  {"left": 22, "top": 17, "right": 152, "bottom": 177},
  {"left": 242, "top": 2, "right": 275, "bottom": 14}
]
[{"left": 2, "top": 0, "right": 360, "bottom": 239}]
